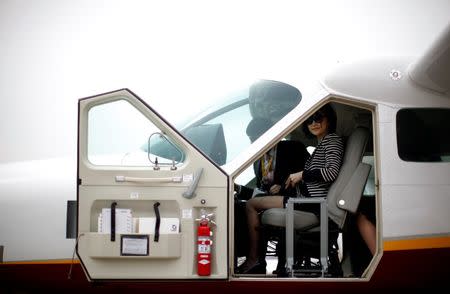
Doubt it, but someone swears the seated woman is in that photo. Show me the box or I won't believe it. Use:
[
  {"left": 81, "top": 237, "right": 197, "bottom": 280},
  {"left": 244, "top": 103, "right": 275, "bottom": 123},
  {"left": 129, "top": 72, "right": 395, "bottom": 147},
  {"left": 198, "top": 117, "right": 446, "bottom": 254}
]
[{"left": 236, "top": 104, "right": 345, "bottom": 274}]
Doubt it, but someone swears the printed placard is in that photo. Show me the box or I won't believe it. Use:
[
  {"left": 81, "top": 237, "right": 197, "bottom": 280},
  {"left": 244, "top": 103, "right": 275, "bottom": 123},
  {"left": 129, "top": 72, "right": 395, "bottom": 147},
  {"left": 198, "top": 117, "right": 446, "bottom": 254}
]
[{"left": 121, "top": 235, "right": 149, "bottom": 256}]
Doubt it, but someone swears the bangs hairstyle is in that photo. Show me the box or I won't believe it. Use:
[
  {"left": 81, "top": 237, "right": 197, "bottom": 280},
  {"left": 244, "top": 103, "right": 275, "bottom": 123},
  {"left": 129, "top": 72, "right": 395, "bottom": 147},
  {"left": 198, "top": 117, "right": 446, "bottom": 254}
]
[{"left": 302, "top": 104, "right": 337, "bottom": 139}]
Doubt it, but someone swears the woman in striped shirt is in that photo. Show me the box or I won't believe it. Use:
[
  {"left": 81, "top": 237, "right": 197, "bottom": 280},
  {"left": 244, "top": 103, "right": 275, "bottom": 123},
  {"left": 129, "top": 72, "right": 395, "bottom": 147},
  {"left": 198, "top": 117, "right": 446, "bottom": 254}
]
[{"left": 237, "top": 104, "right": 344, "bottom": 274}]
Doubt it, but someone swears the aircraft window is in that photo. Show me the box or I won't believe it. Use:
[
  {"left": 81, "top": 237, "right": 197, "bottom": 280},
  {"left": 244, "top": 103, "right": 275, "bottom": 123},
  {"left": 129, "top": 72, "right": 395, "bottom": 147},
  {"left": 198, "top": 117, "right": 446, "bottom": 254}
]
[
  {"left": 362, "top": 155, "right": 375, "bottom": 196},
  {"left": 142, "top": 100, "right": 252, "bottom": 166},
  {"left": 396, "top": 108, "right": 450, "bottom": 162},
  {"left": 205, "top": 103, "right": 252, "bottom": 163},
  {"left": 164, "top": 80, "right": 301, "bottom": 166},
  {"left": 87, "top": 99, "right": 182, "bottom": 166}
]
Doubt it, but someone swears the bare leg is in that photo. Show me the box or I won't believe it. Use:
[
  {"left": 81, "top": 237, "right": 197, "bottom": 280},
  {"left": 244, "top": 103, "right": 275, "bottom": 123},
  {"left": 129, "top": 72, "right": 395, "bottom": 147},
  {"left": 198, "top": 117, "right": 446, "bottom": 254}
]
[
  {"left": 245, "top": 196, "right": 284, "bottom": 265},
  {"left": 357, "top": 213, "right": 376, "bottom": 256}
]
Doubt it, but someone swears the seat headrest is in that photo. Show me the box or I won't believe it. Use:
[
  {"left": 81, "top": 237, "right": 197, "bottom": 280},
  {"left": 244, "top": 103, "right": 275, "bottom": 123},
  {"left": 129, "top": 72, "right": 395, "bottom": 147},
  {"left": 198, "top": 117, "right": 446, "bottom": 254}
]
[{"left": 342, "top": 127, "right": 369, "bottom": 165}]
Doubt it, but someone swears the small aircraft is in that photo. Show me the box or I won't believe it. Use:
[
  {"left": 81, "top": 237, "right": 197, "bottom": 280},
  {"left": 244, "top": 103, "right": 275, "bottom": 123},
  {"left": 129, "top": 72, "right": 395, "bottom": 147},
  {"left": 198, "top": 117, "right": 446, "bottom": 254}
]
[{"left": 1, "top": 22, "right": 449, "bottom": 292}]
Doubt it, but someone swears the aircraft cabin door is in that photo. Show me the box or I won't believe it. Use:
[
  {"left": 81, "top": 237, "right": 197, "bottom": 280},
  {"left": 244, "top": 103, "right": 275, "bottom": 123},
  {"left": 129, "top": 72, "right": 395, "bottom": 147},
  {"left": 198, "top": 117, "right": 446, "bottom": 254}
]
[{"left": 77, "top": 89, "right": 228, "bottom": 280}]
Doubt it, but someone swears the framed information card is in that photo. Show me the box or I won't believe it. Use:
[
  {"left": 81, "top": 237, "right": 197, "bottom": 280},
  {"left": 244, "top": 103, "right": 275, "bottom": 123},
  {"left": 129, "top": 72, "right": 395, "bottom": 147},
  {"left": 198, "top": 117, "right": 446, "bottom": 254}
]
[{"left": 120, "top": 235, "right": 149, "bottom": 256}]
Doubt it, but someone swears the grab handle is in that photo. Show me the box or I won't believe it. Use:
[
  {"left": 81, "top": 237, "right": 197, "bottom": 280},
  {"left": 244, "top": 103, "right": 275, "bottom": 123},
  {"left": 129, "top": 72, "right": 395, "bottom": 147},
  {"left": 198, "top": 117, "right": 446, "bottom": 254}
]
[{"left": 115, "top": 176, "right": 182, "bottom": 183}]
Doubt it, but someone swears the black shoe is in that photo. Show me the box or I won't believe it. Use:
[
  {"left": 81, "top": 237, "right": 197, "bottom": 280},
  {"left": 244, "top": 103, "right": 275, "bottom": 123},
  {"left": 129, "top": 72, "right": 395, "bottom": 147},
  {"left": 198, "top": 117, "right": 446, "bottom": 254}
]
[
  {"left": 272, "top": 259, "right": 286, "bottom": 275},
  {"left": 236, "top": 260, "right": 266, "bottom": 274},
  {"left": 273, "top": 266, "right": 288, "bottom": 276},
  {"left": 274, "top": 267, "right": 288, "bottom": 277}
]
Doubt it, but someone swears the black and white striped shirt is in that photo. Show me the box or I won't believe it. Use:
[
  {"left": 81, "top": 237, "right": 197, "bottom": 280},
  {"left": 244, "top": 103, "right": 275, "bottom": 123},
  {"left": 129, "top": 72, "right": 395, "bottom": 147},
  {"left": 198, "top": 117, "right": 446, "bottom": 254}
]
[{"left": 301, "top": 133, "right": 344, "bottom": 198}]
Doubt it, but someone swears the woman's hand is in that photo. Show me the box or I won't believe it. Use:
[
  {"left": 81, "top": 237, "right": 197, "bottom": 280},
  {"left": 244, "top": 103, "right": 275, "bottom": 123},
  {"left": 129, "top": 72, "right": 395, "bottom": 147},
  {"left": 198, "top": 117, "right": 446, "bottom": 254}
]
[
  {"left": 285, "top": 171, "right": 303, "bottom": 188},
  {"left": 269, "top": 184, "right": 281, "bottom": 195}
]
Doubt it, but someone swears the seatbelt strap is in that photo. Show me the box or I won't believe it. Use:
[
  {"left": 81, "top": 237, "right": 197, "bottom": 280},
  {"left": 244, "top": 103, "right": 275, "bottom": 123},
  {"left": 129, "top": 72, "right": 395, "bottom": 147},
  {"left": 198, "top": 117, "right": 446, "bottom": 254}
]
[{"left": 110, "top": 202, "right": 117, "bottom": 242}]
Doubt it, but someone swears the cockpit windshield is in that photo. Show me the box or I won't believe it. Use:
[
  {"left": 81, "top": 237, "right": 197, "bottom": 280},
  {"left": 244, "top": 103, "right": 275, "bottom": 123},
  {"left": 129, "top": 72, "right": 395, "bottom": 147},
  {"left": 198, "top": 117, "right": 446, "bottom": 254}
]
[{"left": 147, "top": 79, "right": 302, "bottom": 166}]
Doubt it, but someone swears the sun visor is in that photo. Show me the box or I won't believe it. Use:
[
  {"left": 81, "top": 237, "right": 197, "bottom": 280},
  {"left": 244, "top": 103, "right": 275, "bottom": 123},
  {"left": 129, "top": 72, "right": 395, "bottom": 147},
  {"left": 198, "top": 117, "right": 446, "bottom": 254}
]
[{"left": 249, "top": 80, "right": 302, "bottom": 122}]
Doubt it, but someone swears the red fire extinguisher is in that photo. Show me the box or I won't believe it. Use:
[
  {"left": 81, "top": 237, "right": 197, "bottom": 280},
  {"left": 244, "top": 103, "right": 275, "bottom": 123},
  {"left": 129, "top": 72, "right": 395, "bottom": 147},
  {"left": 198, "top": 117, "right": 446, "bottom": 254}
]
[{"left": 197, "top": 211, "right": 214, "bottom": 276}]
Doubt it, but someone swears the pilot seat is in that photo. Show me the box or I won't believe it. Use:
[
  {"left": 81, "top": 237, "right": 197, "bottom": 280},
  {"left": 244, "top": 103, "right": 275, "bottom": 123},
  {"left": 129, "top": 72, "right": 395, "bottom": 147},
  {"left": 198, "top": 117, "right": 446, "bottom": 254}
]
[{"left": 260, "top": 127, "right": 371, "bottom": 277}]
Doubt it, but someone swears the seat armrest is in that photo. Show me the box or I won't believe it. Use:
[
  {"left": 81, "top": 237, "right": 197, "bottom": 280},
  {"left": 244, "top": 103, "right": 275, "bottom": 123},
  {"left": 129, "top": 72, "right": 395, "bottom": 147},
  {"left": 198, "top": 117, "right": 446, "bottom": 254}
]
[{"left": 337, "top": 162, "right": 371, "bottom": 213}]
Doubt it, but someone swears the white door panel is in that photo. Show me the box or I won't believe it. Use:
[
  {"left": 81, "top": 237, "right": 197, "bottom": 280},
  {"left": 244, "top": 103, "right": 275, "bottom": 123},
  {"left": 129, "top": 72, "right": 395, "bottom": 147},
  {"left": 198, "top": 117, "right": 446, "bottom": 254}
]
[{"left": 77, "top": 89, "right": 228, "bottom": 280}]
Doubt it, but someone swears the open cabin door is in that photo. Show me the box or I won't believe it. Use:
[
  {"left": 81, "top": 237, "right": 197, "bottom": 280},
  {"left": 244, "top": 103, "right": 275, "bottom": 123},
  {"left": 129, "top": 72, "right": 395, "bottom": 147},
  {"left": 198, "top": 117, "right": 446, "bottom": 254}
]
[{"left": 77, "top": 89, "right": 228, "bottom": 280}]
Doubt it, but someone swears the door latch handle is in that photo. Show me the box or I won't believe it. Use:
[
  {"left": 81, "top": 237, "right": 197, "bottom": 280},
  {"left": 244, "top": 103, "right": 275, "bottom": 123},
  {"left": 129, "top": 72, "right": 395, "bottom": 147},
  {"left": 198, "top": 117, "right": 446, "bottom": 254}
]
[{"left": 182, "top": 168, "right": 203, "bottom": 199}]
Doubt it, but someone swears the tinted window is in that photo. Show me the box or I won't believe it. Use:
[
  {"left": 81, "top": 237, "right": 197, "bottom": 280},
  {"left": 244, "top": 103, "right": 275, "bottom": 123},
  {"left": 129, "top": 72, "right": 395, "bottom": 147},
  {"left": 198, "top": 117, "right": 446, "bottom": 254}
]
[{"left": 396, "top": 108, "right": 450, "bottom": 162}]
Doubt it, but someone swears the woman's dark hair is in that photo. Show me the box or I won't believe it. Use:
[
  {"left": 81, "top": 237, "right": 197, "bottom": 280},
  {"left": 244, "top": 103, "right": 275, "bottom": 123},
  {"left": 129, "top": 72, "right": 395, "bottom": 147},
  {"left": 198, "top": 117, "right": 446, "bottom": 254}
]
[{"left": 302, "top": 104, "right": 337, "bottom": 139}]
